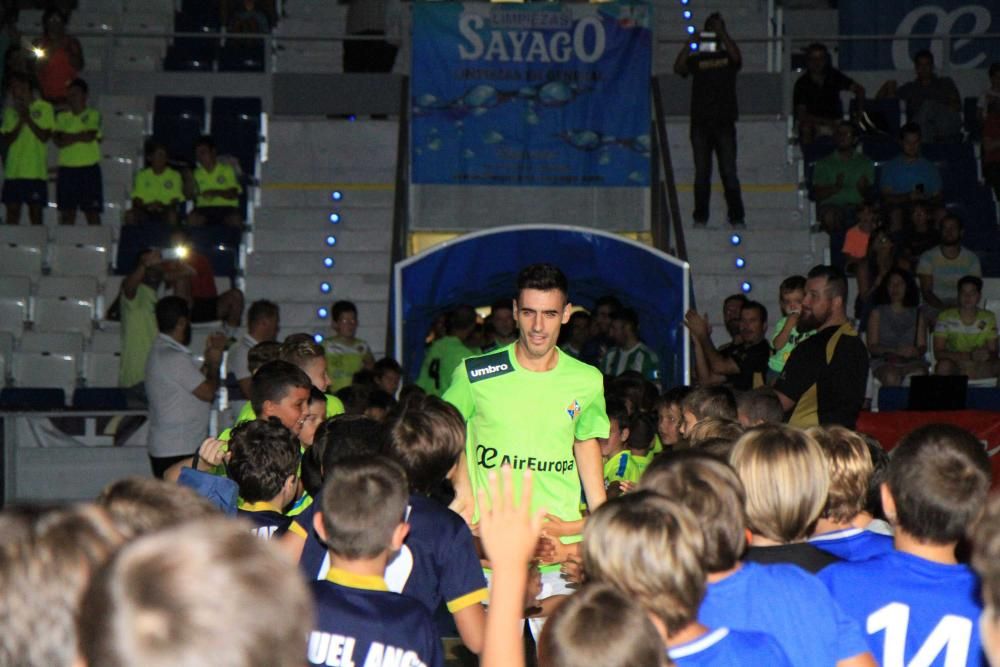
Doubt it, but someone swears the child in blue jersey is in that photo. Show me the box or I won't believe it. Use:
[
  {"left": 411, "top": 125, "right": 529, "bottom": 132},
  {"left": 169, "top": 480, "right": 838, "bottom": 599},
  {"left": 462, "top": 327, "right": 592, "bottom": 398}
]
[
  {"left": 583, "top": 491, "right": 793, "bottom": 666},
  {"left": 640, "top": 450, "right": 877, "bottom": 667},
  {"left": 972, "top": 494, "right": 1000, "bottom": 667},
  {"left": 308, "top": 457, "right": 443, "bottom": 667},
  {"left": 807, "top": 426, "right": 893, "bottom": 561},
  {"left": 819, "top": 423, "right": 992, "bottom": 667},
  {"left": 228, "top": 418, "right": 300, "bottom": 539}
]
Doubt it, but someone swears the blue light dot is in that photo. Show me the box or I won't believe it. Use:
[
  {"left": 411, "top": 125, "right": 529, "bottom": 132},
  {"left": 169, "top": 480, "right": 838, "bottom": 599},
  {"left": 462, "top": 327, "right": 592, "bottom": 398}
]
[
  {"left": 687, "top": 25, "right": 696, "bottom": 34},
  {"left": 329, "top": 213, "right": 340, "bottom": 223},
  {"left": 326, "top": 235, "right": 337, "bottom": 246},
  {"left": 690, "top": 42, "right": 699, "bottom": 51},
  {"left": 735, "top": 257, "right": 746, "bottom": 268},
  {"left": 730, "top": 233, "right": 742, "bottom": 246},
  {"left": 323, "top": 257, "right": 334, "bottom": 268},
  {"left": 681, "top": 0, "right": 689, "bottom": 4},
  {"left": 320, "top": 282, "right": 331, "bottom": 293},
  {"left": 683, "top": 10, "right": 691, "bottom": 19},
  {"left": 348, "top": 115, "right": 357, "bottom": 122},
  {"left": 331, "top": 191, "right": 343, "bottom": 201},
  {"left": 313, "top": 334, "right": 324, "bottom": 344},
  {"left": 741, "top": 281, "right": 752, "bottom": 293},
  {"left": 318, "top": 307, "right": 329, "bottom": 318}
]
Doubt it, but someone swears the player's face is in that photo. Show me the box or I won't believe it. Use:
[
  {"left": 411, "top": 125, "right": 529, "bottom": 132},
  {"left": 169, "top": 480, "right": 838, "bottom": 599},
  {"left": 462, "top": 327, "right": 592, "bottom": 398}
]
[
  {"left": 609, "top": 319, "right": 627, "bottom": 346},
  {"left": 799, "top": 277, "right": 834, "bottom": 332},
  {"left": 333, "top": 311, "right": 358, "bottom": 339},
  {"left": 493, "top": 306, "right": 515, "bottom": 338},
  {"left": 739, "top": 308, "right": 765, "bottom": 345},
  {"left": 901, "top": 132, "right": 921, "bottom": 159},
  {"left": 658, "top": 404, "right": 682, "bottom": 445},
  {"left": 593, "top": 304, "right": 614, "bottom": 335},
  {"left": 959, "top": 283, "right": 981, "bottom": 310},
  {"left": 780, "top": 289, "right": 804, "bottom": 316},
  {"left": 195, "top": 144, "right": 215, "bottom": 169},
  {"left": 298, "top": 401, "right": 326, "bottom": 446},
  {"left": 259, "top": 315, "right": 280, "bottom": 342},
  {"left": 150, "top": 147, "right": 168, "bottom": 171},
  {"left": 516, "top": 288, "right": 571, "bottom": 359},
  {"left": 265, "top": 386, "right": 311, "bottom": 436},
  {"left": 375, "top": 370, "right": 401, "bottom": 396},
  {"left": 302, "top": 356, "right": 330, "bottom": 392}
]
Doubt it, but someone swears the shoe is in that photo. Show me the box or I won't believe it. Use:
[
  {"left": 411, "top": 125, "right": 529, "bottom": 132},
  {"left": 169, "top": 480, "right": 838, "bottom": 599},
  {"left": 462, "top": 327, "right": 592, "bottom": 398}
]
[{"left": 730, "top": 220, "right": 747, "bottom": 229}]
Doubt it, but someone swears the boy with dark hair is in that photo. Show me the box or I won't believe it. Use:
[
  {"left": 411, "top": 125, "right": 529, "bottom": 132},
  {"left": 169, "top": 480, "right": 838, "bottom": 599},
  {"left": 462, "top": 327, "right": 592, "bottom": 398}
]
[
  {"left": 187, "top": 135, "right": 242, "bottom": 227},
  {"left": 600, "top": 396, "right": 635, "bottom": 490},
  {"left": 127, "top": 139, "right": 184, "bottom": 226},
  {"left": 641, "top": 451, "right": 877, "bottom": 667},
  {"left": 680, "top": 386, "right": 738, "bottom": 435},
  {"left": 97, "top": 476, "right": 219, "bottom": 538},
  {"left": 54, "top": 78, "right": 103, "bottom": 225},
  {"left": 656, "top": 386, "right": 692, "bottom": 449},
  {"left": 1, "top": 71, "right": 53, "bottom": 225},
  {"left": 229, "top": 418, "right": 301, "bottom": 539},
  {"left": 373, "top": 357, "right": 403, "bottom": 396},
  {"left": 820, "top": 424, "right": 992, "bottom": 665},
  {"left": 308, "top": 457, "right": 443, "bottom": 667},
  {"left": 325, "top": 300, "right": 376, "bottom": 392},
  {"left": 248, "top": 340, "right": 282, "bottom": 374},
  {"left": 417, "top": 304, "right": 479, "bottom": 397},
  {"left": 735, "top": 387, "right": 784, "bottom": 426}
]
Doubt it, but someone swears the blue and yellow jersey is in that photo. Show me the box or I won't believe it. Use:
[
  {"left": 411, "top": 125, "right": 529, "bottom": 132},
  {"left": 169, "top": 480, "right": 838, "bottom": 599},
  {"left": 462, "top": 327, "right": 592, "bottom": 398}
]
[
  {"left": 309, "top": 568, "right": 443, "bottom": 667},
  {"left": 292, "top": 494, "right": 488, "bottom": 619},
  {"left": 238, "top": 501, "right": 292, "bottom": 540}
]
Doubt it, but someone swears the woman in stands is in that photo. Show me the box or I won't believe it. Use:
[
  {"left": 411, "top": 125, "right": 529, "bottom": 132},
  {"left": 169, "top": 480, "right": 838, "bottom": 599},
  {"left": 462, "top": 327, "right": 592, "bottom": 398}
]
[
  {"left": 866, "top": 268, "right": 928, "bottom": 387},
  {"left": 32, "top": 8, "right": 83, "bottom": 106},
  {"left": 854, "top": 225, "right": 907, "bottom": 328}
]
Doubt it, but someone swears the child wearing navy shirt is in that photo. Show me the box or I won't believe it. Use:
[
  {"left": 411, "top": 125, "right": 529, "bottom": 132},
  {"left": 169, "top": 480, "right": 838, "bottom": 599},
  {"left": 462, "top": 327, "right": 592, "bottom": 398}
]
[{"left": 229, "top": 418, "right": 300, "bottom": 539}]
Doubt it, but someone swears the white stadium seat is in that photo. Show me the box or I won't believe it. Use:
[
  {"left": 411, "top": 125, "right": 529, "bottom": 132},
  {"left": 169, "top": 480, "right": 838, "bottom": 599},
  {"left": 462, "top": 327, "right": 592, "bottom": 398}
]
[
  {"left": 0, "top": 297, "right": 28, "bottom": 335},
  {"left": 0, "top": 276, "right": 31, "bottom": 299},
  {"left": 48, "top": 243, "right": 111, "bottom": 277},
  {"left": 11, "top": 351, "right": 78, "bottom": 399},
  {"left": 18, "top": 331, "right": 86, "bottom": 356},
  {"left": 0, "top": 225, "right": 48, "bottom": 247},
  {"left": 0, "top": 331, "right": 13, "bottom": 383},
  {"left": 33, "top": 296, "right": 96, "bottom": 335},
  {"left": 89, "top": 328, "right": 122, "bottom": 354},
  {"left": 0, "top": 244, "right": 44, "bottom": 276},
  {"left": 35, "top": 276, "right": 100, "bottom": 300},
  {"left": 83, "top": 351, "right": 122, "bottom": 388},
  {"left": 54, "top": 225, "right": 114, "bottom": 247}
]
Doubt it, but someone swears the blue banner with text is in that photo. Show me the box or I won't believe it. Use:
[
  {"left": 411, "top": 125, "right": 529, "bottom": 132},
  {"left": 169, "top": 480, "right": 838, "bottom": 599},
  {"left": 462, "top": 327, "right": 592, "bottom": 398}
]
[{"left": 411, "top": 1, "right": 651, "bottom": 187}]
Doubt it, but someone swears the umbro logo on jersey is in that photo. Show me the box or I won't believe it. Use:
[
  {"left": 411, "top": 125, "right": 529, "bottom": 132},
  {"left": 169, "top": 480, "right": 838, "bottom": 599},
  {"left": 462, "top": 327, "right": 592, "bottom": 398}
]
[{"left": 467, "top": 351, "right": 514, "bottom": 383}]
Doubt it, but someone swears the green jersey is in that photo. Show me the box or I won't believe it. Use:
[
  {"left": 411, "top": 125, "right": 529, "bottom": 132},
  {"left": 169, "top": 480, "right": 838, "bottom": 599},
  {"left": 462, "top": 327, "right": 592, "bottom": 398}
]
[
  {"left": 131, "top": 166, "right": 184, "bottom": 206},
  {"left": 603, "top": 450, "right": 644, "bottom": 485},
  {"left": 416, "top": 335, "right": 477, "bottom": 397},
  {"left": 444, "top": 343, "right": 609, "bottom": 542},
  {"left": 55, "top": 106, "right": 101, "bottom": 167},
  {"left": 2, "top": 99, "right": 54, "bottom": 180}
]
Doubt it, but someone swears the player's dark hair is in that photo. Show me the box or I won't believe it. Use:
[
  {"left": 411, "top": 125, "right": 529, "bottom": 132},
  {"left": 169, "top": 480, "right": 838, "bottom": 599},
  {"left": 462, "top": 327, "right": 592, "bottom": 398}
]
[
  {"left": 609, "top": 374, "right": 658, "bottom": 413},
  {"left": 723, "top": 293, "right": 748, "bottom": 308},
  {"left": 517, "top": 263, "right": 568, "bottom": 297},
  {"left": 779, "top": 275, "right": 806, "bottom": 294},
  {"left": 336, "top": 384, "right": 371, "bottom": 415},
  {"left": 736, "top": 387, "right": 784, "bottom": 425},
  {"left": 446, "top": 304, "right": 478, "bottom": 334},
  {"left": 887, "top": 424, "right": 990, "bottom": 543},
  {"left": 227, "top": 418, "right": 300, "bottom": 503},
  {"left": 247, "top": 299, "right": 279, "bottom": 327},
  {"left": 97, "top": 477, "right": 219, "bottom": 538},
  {"left": 807, "top": 264, "right": 849, "bottom": 302},
  {"left": 154, "top": 296, "right": 189, "bottom": 333},
  {"left": 900, "top": 121, "right": 922, "bottom": 140},
  {"left": 385, "top": 394, "right": 465, "bottom": 495},
  {"left": 656, "top": 385, "right": 693, "bottom": 410},
  {"left": 741, "top": 300, "right": 768, "bottom": 324},
  {"left": 683, "top": 386, "right": 737, "bottom": 422},
  {"left": 373, "top": 357, "right": 402, "bottom": 379},
  {"left": 330, "top": 300, "right": 357, "bottom": 321},
  {"left": 278, "top": 337, "right": 324, "bottom": 370},
  {"left": 913, "top": 48, "right": 933, "bottom": 64},
  {"left": 873, "top": 268, "right": 920, "bottom": 308},
  {"left": 367, "top": 389, "right": 395, "bottom": 415},
  {"left": 249, "top": 361, "right": 312, "bottom": 415},
  {"left": 248, "top": 340, "right": 282, "bottom": 375},
  {"left": 627, "top": 412, "right": 657, "bottom": 454},
  {"left": 194, "top": 134, "right": 216, "bottom": 151},
  {"left": 319, "top": 457, "right": 409, "bottom": 559},
  {"left": 143, "top": 138, "right": 167, "bottom": 158},
  {"left": 642, "top": 450, "right": 748, "bottom": 572},
  {"left": 604, "top": 395, "right": 631, "bottom": 430},
  {"left": 314, "top": 414, "right": 388, "bottom": 478}
]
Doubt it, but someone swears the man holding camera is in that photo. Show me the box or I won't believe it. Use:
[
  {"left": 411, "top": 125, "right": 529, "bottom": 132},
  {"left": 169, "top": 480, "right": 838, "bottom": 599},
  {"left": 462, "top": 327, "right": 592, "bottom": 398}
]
[{"left": 674, "top": 12, "right": 746, "bottom": 229}]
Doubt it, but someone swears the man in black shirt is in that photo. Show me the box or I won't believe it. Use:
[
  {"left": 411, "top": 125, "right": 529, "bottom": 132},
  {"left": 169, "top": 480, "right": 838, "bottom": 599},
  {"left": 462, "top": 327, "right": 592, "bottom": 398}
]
[
  {"left": 686, "top": 300, "right": 770, "bottom": 391},
  {"left": 674, "top": 12, "right": 746, "bottom": 229},
  {"left": 793, "top": 43, "right": 865, "bottom": 145},
  {"left": 774, "top": 265, "right": 869, "bottom": 428}
]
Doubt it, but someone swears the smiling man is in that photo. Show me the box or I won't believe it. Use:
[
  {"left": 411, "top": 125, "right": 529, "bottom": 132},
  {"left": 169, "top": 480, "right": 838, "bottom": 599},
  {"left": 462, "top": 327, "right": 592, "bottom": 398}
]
[{"left": 443, "top": 264, "right": 610, "bottom": 632}]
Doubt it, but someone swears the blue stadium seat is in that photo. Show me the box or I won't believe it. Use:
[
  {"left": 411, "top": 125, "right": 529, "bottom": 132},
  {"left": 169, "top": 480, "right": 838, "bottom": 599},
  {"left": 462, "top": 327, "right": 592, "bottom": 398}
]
[
  {"left": 115, "top": 224, "right": 174, "bottom": 275},
  {"left": 164, "top": 12, "right": 219, "bottom": 73},
  {"left": 188, "top": 226, "right": 242, "bottom": 279},
  {"left": 211, "top": 97, "right": 263, "bottom": 176},
  {"left": 967, "top": 387, "right": 1000, "bottom": 411},
  {"left": 164, "top": 45, "right": 216, "bottom": 72},
  {"left": 0, "top": 388, "right": 65, "bottom": 410},
  {"left": 73, "top": 388, "right": 129, "bottom": 410},
  {"left": 153, "top": 95, "right": 206, "bottom": 165}
]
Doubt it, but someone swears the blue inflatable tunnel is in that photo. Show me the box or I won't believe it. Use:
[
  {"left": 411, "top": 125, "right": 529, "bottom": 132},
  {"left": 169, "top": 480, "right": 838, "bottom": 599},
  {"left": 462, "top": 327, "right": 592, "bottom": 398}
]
[{"left": 393, "top": 225, "right": 690, "bottom": 388}]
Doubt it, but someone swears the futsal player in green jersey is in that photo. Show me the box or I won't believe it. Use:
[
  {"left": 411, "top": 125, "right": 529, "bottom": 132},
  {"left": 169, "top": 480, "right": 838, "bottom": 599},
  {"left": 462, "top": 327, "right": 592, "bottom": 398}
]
[
  {"left": 54, "top": 78, "right": 103, "bottom": 225},
  {"left": 444, "top": 263, "right": 609, "bottom": 635},
  {"left": 416, "top": 304, "right": 479, "bottom": 397},
  {"left": 1, "top": 72, "right": 54, "bottom": 225}
]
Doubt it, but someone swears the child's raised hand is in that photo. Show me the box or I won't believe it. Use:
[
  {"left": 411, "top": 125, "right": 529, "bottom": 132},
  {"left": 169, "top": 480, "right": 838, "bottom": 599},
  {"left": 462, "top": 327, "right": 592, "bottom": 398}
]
[
  {"left": 196, "top": 437, "right": 229, "bottom": 469},
  {"left": 477, "top": 467, "right": 545, "bottom": 571}
]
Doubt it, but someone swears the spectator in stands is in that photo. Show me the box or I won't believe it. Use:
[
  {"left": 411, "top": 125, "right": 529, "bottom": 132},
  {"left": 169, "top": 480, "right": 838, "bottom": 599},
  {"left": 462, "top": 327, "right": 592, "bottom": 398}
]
[
  {"left": 774, "top": 265, "right": 869, "bottom": 428},
  {"left": 54, "top": 78, "right": 102, "bottom": 225},
  {"left": 899, "top": 202, "right": 939, "bottom": 268},
  {"left": 878, "top": 49, "right": 961, "bottom": 143},
  {"left": 972, "top": 494, "right": 1000, "bottom": 667},
  {"left": 126, "top": 140, "right": 184, "bottom": 226},
  {"left": 794, "top": 44, "right": 865, "bottom": 145},
  {"left": 343, "top": 0, "right": 398, "bottom": 74},
  {"left": 601, "top": 308, "right": 659, "bottom": 383},
  {"left": 144, "top": 296, "right": 227, "bottom": 478},
  {"left": 31, "top": 8, "right": 83, "bottom": 106},
  {"left": 483, "top": 298, "right": 517, "bottom": 352},
  {"left": 768, "top": 275, "right": 814, "bottom": 382},
  {"left": 324, "top": 300, "right": 375, "bottom": 392},
  {"left": 167, "top": 229, "right": 245, "bottom": 333},
  {"left": 1, "top": 72, "right": 53, "bottom": 226},
  {"left": 933, "top": 275, "right": 1000, "bottom": 379},
  {"left": 813, "top": 122, "right": 874, "bottom": 237},
  {"left": 917, "top": 213, "right": 981, "bottom": 323},
  {"left": 230, "top": 299, "right": 280, "bottom": 400},
  {"left": 735, "top": 387, "right": 785, "bottom": 426},
  {"left": 580, "top": 295, "right": 621, "bottom": 366},
  {"left": 855, "top": 225, "right": 908, "bottom": 327},
  {"left": 981, "top": 63, "right": 1000, "bottom": 200},
  {"left": 559, "top": 310, "right": 591, "bottom": 359},
  {"left": 186, "top": 135, "right": 243, "bottom": 228},
  {"left": 416, "top": 304, "right": 479, "bottom": 397},
  {"left": 719, "top": 293, "right": 747, "bottom": 351},
  {"left": 867, "top": 268, "right": 927, "bottom": 387},
  {"left": 880, "top": 123, "right": 944, "bottom": 230},
  {"left": 685, "top": 301, "right": 769, "bottom": 391},
  {"left": 674, "top": 12, "right": 746, "bottom": 229}
]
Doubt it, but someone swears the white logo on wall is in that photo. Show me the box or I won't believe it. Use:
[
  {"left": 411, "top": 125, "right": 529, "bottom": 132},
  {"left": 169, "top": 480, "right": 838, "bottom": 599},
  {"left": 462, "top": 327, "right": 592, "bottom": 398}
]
[{"left": 893, "top": 4, "right": 992, "bottom": 69}]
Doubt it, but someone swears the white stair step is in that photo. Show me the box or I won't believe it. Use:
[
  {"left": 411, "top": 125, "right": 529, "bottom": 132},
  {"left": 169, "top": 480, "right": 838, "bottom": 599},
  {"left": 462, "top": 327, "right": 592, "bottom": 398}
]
[{"left": 247, "top": 250, "right": 389, "bottom": 275}]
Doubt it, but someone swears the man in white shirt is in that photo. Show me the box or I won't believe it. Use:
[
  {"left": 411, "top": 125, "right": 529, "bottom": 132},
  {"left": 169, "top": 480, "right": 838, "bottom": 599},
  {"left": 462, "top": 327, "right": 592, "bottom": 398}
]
[
  {"left": 145, "top": 296, "right": 227, "bottom": 477},
  {"left": 230, "top": 299, "right": 280, "bottom": 400}
]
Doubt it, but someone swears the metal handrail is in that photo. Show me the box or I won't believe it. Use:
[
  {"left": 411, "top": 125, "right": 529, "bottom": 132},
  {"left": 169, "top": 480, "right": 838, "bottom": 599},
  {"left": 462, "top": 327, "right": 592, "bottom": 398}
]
[{"left": 386, "top": 76, "right": 411, "bottom": 358}]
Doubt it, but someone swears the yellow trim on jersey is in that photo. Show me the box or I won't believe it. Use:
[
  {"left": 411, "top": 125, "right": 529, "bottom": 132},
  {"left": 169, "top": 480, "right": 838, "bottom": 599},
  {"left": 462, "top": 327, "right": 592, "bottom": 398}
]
[
  {"left": 241, "top": 500, "right": 282, "bottom": 513},
  {"left": 446, "top": 587, "right": 489, "bottom": 613},
  {"left": 287, "top": 521, "right": 308, "bottom": 538},
  {"left": 325, "top": 568, "right": 389, "bottom": 592}
]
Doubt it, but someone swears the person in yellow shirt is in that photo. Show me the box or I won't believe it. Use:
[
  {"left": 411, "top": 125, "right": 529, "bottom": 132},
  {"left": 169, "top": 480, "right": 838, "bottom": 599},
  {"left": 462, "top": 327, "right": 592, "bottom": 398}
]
[
  {"left": 187, "top": 134, "right": 242, "bottom": 228},
  {"left": 126, "top": 140, "right": 184, "bottom": 226},
  {"left": 1, "top": 72, "right": 53, "bottom": 225},
  {"left": 54, "top": 78, "right": 103, "bottom": 225}
]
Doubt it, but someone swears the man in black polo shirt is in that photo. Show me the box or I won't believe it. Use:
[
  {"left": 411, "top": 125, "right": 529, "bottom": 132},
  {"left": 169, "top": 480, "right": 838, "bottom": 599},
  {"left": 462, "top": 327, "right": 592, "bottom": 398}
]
[
  {"left": 674, "top": 12, "right": 746, "bottom": 229},
  {"left": 774, "top": 265, "right": 869, "bottom": 428},
  {"left": 685, "top": 300, "right": 770, "bottom": 391},
  {"left": 793, "top": 43, "right": 865, "bottom": 145}
]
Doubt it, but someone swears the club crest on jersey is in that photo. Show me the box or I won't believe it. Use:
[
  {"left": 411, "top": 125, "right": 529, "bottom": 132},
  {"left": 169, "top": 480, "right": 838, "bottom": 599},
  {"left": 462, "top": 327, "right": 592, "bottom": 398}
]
[
  {"left": 466, "top": 350, "right": 514, "bottom": 383},
  {"left": 566, "top": 400, "right": 580, "bottom": 420}
]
